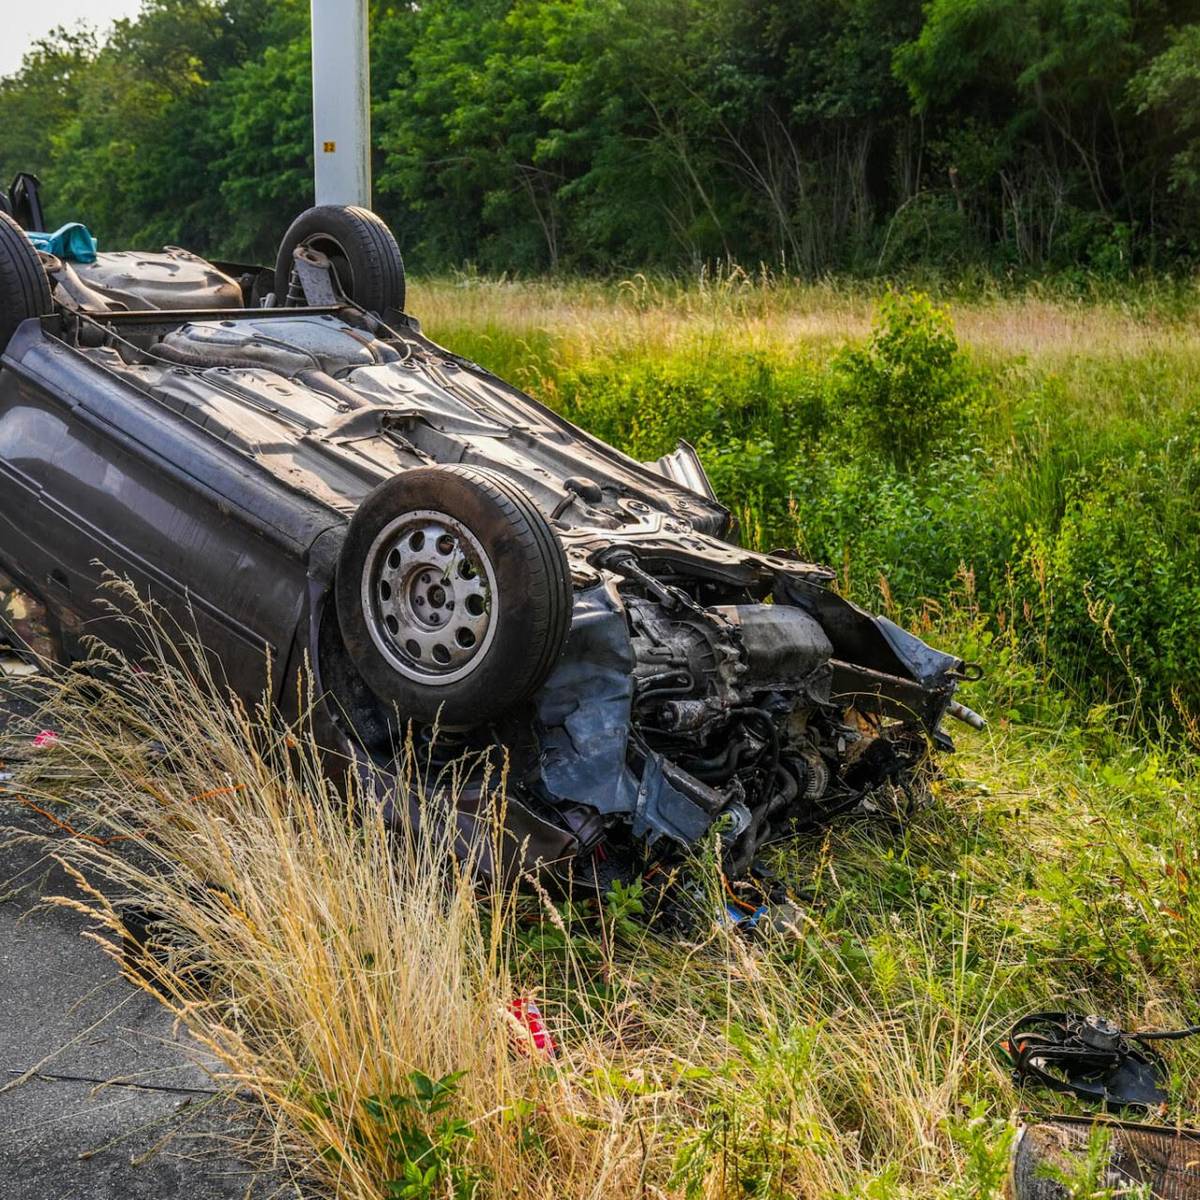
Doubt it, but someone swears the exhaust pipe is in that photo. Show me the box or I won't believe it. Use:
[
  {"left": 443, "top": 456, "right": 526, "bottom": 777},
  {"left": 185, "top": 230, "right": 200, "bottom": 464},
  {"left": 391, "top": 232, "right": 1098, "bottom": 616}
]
[{"left": 947, "top": 699, "right": 986, "bottom": 731}]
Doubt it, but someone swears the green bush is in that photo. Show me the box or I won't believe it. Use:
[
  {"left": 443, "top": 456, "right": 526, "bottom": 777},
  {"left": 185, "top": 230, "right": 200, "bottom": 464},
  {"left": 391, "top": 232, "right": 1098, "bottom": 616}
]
[
  {"left": 1015, "top": 433, "right": 1200, "bottom": 716},
  {"left": 828, "top": 291, "right": 978, "bottom": 470}
]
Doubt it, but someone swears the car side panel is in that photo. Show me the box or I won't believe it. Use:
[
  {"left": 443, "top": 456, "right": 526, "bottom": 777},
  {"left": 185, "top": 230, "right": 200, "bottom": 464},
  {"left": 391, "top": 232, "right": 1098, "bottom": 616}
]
[{"left": 0, "top": 321, "right": 342, "bottom": 702}]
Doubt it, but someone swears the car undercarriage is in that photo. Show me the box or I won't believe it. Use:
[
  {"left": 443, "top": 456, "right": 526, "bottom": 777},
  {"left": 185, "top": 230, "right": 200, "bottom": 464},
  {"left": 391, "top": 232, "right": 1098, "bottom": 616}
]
[{"left": 0, "top": 189, "right": 983, "bottom": 887}]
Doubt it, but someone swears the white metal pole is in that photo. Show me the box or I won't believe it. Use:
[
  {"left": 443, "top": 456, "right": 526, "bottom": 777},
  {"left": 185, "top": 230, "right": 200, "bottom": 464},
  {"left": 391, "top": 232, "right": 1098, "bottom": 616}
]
[{"left": 310, "top": 0, "right": 372, "bottom": 209}]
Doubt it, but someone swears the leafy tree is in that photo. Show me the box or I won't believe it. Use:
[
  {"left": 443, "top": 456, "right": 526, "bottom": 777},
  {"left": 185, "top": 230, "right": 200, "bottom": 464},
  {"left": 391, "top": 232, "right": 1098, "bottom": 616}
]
[
  {"left": 1131, "top": 23, "right": 1200, "bottom": 201},
  {"left": 210, "top": 33, "right": 314, "bottom": 259},
  {"left": 1, "top": 0, "right": 1198, "bottom": 271},
  {"left": 0, "top": 26, "right": 98, "bottom": 203}
]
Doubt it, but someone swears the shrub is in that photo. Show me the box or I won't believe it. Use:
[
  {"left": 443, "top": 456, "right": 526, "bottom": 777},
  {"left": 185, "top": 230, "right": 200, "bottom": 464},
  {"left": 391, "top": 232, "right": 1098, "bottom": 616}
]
[
  {"left": 1017, "top": 438, "right": 1200, "bottom": 716},
  {"left": 829, "top": 291, "right": 978, "bottom": 470}
]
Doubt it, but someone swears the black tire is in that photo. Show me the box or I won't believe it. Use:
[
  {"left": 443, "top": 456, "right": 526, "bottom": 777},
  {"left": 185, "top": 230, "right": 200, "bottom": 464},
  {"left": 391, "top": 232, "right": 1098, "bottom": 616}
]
[
  {"left": 0, "top": 210, "right": 51, "bottom": 356},
  {"left": 335, "top": 466, "right": 573, "bottom": 727},
  {"left": 274, "top": 204, "right": 405, "bottom": 313}
]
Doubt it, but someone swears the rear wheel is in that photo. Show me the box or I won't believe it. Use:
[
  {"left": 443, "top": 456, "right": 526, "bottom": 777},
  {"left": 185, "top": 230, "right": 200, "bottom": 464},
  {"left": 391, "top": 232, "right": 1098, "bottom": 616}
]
[
  {"left": 0, "top": 211, "right": 51, "bottom": 355},
  {"left": 335, "top": 466, "right": 573, "bottom": 727},
  {"left": 274, "top": 205, "right": 405, "bottom": 313}
]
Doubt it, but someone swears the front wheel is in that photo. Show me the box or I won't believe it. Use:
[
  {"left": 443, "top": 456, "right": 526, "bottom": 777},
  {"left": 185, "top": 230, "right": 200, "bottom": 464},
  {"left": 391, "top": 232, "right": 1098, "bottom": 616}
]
[{"left": 335, "top": 466, "right": 573, "bottom": 727}]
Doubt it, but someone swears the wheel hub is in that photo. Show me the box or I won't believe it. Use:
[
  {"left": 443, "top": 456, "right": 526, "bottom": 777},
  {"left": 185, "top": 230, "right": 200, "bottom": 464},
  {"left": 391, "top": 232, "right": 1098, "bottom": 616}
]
[{"left": 361, "top": 510, "right": 496, "bottom": 685}]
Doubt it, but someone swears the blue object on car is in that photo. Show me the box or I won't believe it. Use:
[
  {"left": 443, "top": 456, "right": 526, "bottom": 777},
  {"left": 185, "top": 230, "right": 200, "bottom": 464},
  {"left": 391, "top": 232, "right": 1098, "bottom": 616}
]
[{"left": 26, "top": 223, "right": 97, "bottom": 264}]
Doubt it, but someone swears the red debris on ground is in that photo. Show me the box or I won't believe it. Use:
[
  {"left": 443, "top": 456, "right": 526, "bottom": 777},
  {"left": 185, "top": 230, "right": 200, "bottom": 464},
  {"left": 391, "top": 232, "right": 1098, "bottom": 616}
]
[{"left": 509, "top": 997, "right": 557, "bottom": 1059}]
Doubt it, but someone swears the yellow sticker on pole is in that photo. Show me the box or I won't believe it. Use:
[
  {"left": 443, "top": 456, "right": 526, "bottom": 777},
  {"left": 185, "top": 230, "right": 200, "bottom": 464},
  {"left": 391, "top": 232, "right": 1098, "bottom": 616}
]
[{"left": 323, "top": 141, "right": 336, "bottom": 153}]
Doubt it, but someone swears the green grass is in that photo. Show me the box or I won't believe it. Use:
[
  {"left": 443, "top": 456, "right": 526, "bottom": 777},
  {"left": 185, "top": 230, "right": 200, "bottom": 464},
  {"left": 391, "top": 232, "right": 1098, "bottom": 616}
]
[{"left": 413, "top": 276, "right": 1200, "bottom": 725}]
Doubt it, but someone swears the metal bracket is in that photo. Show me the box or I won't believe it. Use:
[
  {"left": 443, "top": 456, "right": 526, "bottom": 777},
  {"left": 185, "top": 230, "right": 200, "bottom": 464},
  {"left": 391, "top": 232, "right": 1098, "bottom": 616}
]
[{"left": 290, "top": 246, "right": 343, "bottom": 307}]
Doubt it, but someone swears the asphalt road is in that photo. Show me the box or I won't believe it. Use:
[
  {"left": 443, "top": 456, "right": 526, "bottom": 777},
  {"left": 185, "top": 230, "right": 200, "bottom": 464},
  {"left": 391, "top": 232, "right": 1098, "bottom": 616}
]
[{"left": 0, "top": 675, "right": 297, "bottom": 1198}]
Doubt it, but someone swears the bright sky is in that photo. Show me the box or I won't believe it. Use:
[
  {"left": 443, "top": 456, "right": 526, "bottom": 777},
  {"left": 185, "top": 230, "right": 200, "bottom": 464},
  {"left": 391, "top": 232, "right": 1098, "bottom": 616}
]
[{"left": 0, "top": 0, "right": 144, "bottom": 79}]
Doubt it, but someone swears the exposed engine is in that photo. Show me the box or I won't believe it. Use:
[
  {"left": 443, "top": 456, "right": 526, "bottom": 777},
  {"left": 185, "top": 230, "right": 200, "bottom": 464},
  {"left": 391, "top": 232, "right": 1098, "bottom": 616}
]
[{"left": 601, "top": 560, "right": 939, "bottom": 874}]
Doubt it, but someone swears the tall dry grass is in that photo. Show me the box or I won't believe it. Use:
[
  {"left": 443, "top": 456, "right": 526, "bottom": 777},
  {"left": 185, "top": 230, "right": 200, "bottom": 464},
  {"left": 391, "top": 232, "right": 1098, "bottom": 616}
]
[
  {"left": 9, "top": 617, "right": 660, "bottom": 1197},
  {"left": 2, "top": 600, "right": 1052, "bottom": 1199},
  {"left": 409, "top": 270, "right": 1200, "bottom": 370},
  {"left": 9, "top": 595, "right": 1200, "bottom": 1195}
]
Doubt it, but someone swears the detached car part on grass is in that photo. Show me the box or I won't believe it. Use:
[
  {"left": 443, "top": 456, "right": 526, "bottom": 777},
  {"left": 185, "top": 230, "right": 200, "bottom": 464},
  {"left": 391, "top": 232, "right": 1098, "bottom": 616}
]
[
  {"left": 0, "top": 193, "right": 982, "bottom": 885},
  {"left": 1005, "top": 1011, "right": 1200, "bottom": 1112},
  {"left": 1011, "top": 1117, "right": 1200, "bottom": 1200}
]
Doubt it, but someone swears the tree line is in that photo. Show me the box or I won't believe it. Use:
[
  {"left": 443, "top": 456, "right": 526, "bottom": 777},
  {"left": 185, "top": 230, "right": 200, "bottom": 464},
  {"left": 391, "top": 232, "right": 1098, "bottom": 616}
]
[{"left": 2, "top": 0, "right": 1198, "bottom": 275}]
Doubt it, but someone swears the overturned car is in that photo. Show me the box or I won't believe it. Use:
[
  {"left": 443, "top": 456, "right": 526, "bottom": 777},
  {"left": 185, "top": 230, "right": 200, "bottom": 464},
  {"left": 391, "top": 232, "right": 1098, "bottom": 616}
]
[{"left": 0, "top": 193, "right": 982, "bottom": 884}]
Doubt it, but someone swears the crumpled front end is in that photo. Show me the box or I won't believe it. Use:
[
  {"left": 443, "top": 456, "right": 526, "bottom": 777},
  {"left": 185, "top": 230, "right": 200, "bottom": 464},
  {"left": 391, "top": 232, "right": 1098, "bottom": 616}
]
[{"left": 523, "top": 544, "right": 973, "bottom": 881}]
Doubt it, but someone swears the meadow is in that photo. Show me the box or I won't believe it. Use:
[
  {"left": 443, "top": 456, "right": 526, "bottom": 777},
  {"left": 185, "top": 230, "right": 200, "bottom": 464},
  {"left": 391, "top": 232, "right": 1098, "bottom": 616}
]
[
  {"left": 12, "top": 278, "right": 1200, "bottom": 1200},
  {"left": 415, "top": 272, "right": 1200, "bottom": 726}
]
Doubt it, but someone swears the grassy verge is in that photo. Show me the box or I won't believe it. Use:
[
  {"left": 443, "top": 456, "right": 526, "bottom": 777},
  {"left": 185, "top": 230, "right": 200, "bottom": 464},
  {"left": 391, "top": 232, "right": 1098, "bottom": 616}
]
[{"left": 7, "top": 592, "right": 1199, "bottom": 1199}]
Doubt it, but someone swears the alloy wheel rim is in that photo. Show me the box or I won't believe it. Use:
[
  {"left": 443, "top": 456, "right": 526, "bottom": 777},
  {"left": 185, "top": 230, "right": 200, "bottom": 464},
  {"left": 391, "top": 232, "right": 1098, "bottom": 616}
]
[{"left": 360, "top": 509, "right": 497, "bottom": 685}]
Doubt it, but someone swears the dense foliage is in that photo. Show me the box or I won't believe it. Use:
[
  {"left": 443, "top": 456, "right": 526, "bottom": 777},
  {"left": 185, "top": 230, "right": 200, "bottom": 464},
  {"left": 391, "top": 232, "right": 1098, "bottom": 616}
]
[{"left": 4, "top": 0, "right": 1200, "bottom": 274}]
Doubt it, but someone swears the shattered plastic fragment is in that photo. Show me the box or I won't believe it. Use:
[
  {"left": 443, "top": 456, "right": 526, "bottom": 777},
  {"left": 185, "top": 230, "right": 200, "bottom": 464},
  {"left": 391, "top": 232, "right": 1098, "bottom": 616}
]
[
  {"left": 722, "top": 903, "right": 769, "bottom": 930},
  {"left": 31, "top": 729, "right": 59, "bottom": 749},
  {"left": 0, "top": 653, "right": 38, "bottom": 678},
  {"left": 509, "top": 997, "right": 556, "bottom": 1059}
]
